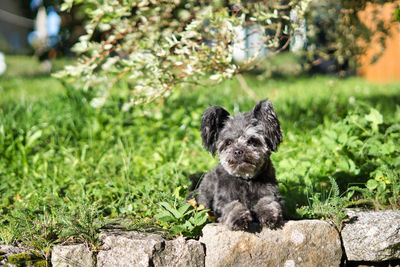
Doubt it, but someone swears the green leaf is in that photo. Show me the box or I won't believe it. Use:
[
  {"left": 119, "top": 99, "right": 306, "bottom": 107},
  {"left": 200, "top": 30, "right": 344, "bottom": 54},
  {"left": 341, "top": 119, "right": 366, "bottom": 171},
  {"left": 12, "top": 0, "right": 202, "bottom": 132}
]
[
  {"left": 395, "top": 6, "right": 400, "bottom": 22},
  {"left": 346, "top": 190, "right": 354, "bottom": 200},
  {"left": 177, "top": 203, "right": 193, "bottom": 217},
  {"left": 337, "top": 159, "right": 349, "bottom": 172},
  {"left": 366, "top": 179, "right": 378, "bottom": 190},
  {"left": 192, "top": 211, "right": 208, "bottom": 226},
  {"left": 346, "top": 137, "right": 363, "bottom": 149},
  {"left": 385, "top": 124, "right": 400, "bottom": 134},
  {"left": 338, "top": 133, "right": 348, "bottom": 144},
  {"left": 170, "top": 225, "right": 186, "bottom": 235},
  {"left": 365, "top": 108, "right": 383, "bottom": 132},
  {"left": 154, "top": 211, "right": 175, "bottom": 222},
  {"left": 183, "top": 220, "right": 194, "bottom": 230},
  {"left": 325, "top": 130, "right": 337, "bottom": 140},
  {"left": 26, "top": 130, "right": 42, "bottom": 148},
  {"left": 381, "top": 140, "right": 396, "bottom": 155},
  {"left": 159, "top": 202, "right": 181, "bottom": 219},
  {"left": 376, "top": 180, "right": 386, "bottom": 192},
  {"left": 321, "top": 136, "right": 336, "bottom": 149}
]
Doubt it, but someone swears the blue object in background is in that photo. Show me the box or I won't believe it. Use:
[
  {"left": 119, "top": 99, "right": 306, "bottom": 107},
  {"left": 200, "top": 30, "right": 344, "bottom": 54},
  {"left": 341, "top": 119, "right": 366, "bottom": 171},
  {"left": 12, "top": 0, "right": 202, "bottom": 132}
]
[
  {"left": 28, "top": 5, "right": 61, "bottom": 48},
  {"left": 30, "top": 0, "right": 42, "bottom": 10},
  {"left": 46, "top": 6, "right": 60, "bottom": 47}
]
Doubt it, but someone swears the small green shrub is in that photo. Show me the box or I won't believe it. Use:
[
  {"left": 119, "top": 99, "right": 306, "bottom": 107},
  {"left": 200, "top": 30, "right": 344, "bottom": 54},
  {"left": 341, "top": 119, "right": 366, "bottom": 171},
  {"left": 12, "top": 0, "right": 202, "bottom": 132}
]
[
  {"left": 296, "top": 176, "right": 350, "bottom": 228},
  {"left": 155, "top": 186, "right": 210, "bottom": 238},
  {"left": 155, "top": 201, "right": 210, "bottom": 238},
  {"left": 5, "top": 198, "right": 59, "bottom": 260},
  {"left": 291, "top": 103, "right": 400, "bottom": 225},
  {"left": 57, "top": 198, "right": 106, "bottom": 247}
]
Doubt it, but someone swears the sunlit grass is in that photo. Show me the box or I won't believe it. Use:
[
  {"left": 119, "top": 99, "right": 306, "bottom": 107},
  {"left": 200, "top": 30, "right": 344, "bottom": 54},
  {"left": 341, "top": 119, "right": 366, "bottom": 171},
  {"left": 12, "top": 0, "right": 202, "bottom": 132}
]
[{"left": 0, "top": 55, "right": 399, "bottom": 249}]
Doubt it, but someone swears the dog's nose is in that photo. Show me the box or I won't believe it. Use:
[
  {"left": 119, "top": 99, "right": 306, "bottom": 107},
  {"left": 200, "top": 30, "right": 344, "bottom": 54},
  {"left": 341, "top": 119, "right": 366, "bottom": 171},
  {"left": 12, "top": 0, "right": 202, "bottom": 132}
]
[{"left": 234, "top": 149, "right": 244, "bottom": 157}]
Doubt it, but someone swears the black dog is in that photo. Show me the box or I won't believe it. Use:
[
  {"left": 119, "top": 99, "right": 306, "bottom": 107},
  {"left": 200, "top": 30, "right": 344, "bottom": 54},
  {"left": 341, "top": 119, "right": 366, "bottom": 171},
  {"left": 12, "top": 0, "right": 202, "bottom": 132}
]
[{"left": 191, "top": 99, "right": 285, "bottom": 230}]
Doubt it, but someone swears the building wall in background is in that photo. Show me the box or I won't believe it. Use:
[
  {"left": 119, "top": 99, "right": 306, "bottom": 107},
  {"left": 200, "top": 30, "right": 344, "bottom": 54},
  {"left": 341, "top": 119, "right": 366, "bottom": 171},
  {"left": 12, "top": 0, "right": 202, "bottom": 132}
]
[
  {"left": 358, "top": 2, "right": 400, "bottom": 82},
  {"left": 0, "top": 1, "right": 32, "bottom": 53}
]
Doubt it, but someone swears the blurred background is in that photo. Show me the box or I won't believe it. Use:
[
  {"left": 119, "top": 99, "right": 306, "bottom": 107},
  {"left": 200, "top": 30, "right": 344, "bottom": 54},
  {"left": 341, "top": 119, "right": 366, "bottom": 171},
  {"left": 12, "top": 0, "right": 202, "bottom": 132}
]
[
  {"left": 0, "top": 1, "right": 399, "bottom": 79},
  {"left": 0, "top": 0, "right": 85, "bottom": 74}
]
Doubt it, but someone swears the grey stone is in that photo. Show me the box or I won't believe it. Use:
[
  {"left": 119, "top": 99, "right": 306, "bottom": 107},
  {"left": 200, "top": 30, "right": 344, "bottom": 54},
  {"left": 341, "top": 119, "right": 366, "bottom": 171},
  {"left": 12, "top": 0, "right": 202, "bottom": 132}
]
[
  {"left": 0, "top": 245, "right": 26, "bottom": 267},
  {"left": 0, "top": 245, "right": 28, "bottom": 255},
  {"left": 341, "top": 210, "right": 400, "bottom": 261},
  {"left": 0, "top": 245, "right": 39, "bottom": 267},
  {"left": 97, "top": 230, "right": 164, "bottom": 267},
  {"left": 96, "top": 230, "right": 205, "bottom": 267},
  {"left": 153, "top": 236, "right": 205, "bottom": 267},
  {"left": 200, "top": 221, "right": 342, "bottom": 267},
  {"left": 51, "top": 244, "right": 93, "bottom": 267}
]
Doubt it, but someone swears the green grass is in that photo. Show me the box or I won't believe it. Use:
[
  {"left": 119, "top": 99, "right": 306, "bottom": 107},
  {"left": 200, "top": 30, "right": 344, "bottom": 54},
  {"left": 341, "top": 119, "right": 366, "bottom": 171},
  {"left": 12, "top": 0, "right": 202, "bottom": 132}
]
[
  {"left": 0, "top": 55, "right": 399, "bottom": 254},
  {"left": 0, "top": 56, "right": 68, "bottom": 102}
]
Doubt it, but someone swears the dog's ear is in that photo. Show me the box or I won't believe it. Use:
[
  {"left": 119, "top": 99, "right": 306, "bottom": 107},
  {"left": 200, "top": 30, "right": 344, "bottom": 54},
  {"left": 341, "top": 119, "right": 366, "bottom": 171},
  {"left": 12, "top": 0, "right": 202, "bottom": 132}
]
[
  {"left": 201, "top": 106, "right": 230, "bottom": 156},
  {"left": 252, "top": 99, "right": 283, "bottom": 151}
]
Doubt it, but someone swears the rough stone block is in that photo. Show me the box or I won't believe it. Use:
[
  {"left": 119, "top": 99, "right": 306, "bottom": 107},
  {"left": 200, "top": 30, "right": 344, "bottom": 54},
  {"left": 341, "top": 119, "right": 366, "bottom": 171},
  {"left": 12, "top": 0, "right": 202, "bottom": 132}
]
[
  {"left": 51, "top": 244, "right": 93, "bottom": 267},
  {"left": 96, "top": 230, "right": 205, "bottom": 267},
  {"left": 341, "top": 210, "right": 400, "bottom": 261},
  {"left": 97, "top": 230, "right": 164, "bottom": 267},
  {"left": 200, "top": 221, "right": 342, "bottom": 267},
  {"left": 153, "top": 236, "right": 205, "bottom": 267}
]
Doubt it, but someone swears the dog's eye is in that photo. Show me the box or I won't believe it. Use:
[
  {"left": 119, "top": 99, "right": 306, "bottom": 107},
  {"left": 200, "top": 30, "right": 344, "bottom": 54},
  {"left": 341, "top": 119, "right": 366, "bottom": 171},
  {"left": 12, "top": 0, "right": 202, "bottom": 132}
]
[
  {"left": 225, "top": 139, "right": 233, "bottom": 146},
  {"left": 248, "top": 137, "right": 262, "bottom": 147}
]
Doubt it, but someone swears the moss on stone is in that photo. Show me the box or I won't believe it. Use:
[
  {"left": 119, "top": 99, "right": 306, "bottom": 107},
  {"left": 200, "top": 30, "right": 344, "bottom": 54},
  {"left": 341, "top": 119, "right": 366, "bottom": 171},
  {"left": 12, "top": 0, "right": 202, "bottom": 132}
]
[
  {"left": 7, "top": 252, "right": 46, "bottom": 267},
  {"left": 7, "top": 252, "right": 33, "bottom": 264},
  {"left": 33, "top": 259, "right": 47, "bottom": 267}
]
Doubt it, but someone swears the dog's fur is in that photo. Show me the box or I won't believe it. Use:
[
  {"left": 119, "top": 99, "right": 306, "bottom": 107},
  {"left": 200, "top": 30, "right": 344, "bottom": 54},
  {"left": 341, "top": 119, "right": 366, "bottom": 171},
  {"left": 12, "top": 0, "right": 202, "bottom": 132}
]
[{"left": 191, "top": 99, "right": 285, "bottom": 230}]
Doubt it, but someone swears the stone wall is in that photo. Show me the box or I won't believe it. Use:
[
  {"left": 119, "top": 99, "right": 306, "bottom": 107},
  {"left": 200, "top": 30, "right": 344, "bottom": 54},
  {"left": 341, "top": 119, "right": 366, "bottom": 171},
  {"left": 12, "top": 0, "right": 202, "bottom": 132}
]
[{"left": 1, "top": 210, "right": 400, "bottom": 267}]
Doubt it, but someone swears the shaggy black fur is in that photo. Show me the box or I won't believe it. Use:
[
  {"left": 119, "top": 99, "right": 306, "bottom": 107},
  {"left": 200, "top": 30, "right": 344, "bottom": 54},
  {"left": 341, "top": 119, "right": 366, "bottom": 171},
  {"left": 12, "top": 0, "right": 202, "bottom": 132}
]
[{"left": 190, "top": 99, "right": 285, "bottom": 230}]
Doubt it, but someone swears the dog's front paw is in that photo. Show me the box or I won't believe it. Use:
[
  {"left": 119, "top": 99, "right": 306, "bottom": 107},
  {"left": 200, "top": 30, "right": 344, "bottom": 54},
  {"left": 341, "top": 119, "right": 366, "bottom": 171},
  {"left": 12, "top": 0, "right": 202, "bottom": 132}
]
[
  {"left": 254, "top": 199, "right": 283, "bottom": 228},
  {"left": 257, "top": 207, "right": 282, "bottom": 228},
  {"left": 219, "top": 201, "right": 253, "bottom": 230},
  {"left": 228, "top": 209, "right": 252, "bottom": 230}
]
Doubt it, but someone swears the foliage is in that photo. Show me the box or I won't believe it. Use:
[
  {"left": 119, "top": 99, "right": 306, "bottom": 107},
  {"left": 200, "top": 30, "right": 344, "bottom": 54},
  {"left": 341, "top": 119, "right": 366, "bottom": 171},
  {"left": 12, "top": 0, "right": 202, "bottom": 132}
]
[
  {"left": 57, "top": 197, "right": 106, "bottom": 247},
  {"left": 55, "top": 0, "right": 308, "bottom": 106},
  {"left": 155, "top": 200, "right": 210, "bottom": 238},
  {"left": 396, "top": 5, "right": 400, "bottom": 22},
  {"left": 56, "top": 0, "right": 398, "bottom": 105},
  {"left": 4, "top": 198, "right": 59, "bottom": 260},
  {"left": 296, "top": 177, "right": 349, "bottom": 228},
  {"left": 284, "top": 104, "right": 400, "bottom": 224}
]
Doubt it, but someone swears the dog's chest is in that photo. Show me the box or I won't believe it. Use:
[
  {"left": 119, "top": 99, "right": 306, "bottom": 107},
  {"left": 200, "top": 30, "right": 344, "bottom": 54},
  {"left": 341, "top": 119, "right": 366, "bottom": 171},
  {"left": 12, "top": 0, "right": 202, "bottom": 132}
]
[{"left": 217, "top": 176, "right": 270, "bottom": 207}]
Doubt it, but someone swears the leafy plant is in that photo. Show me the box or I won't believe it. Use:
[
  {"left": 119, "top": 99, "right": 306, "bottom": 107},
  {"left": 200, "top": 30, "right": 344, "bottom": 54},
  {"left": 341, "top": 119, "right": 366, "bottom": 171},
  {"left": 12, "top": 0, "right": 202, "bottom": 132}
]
[
  {"left": 351, "top": 166, "right": 400, "bottom": 209},
  {"left": 155, "top": 200, "right": 210, "bottom": 238},
  {"left": 297, "top": 176, "right": 349, "bottom": 228},
  {"left": 6, "top": 201, "right": 60, "bottom": 261},
  {"left": 395, "top": 5, "right": 400, "bottom": 21},
  {"left": 56, "top": 1, "right": 398, "bottom": 106},
  {"left": 293, "top": 104, "right": 400, "bottom": 225},
  {"left": 58, "top": 198, "right": 106, "bottom": 247}
]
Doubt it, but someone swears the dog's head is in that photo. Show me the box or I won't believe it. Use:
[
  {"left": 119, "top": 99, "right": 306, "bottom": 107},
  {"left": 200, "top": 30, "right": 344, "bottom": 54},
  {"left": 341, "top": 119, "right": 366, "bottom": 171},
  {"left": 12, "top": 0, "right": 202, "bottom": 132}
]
[{"left": 201, "top": 99, "right": 282, "bottom": 179}]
